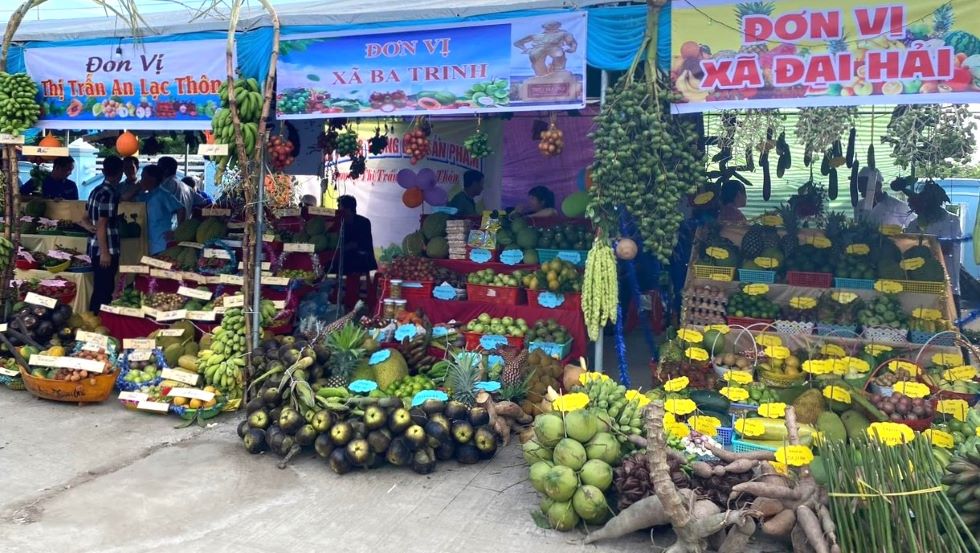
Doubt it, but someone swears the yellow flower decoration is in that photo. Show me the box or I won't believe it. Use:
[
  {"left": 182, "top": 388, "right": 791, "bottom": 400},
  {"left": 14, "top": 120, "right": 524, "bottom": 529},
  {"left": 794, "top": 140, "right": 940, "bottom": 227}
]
[
  {"left": 663, "top": 376, "right": 689, "bottom": 392},
  {"left": 764, "top": 345, "right": 790, "bottom": 360},
  {"left": 685, "top": 347, "right": 709, "bottom": 362},
  {"left": 552, "top": 392, "right": 590, "bottom": 412},
  {"left": 668, "top": 422, "right": 691, "bottom": 439},
  {"left": 664, "top": 412, "right": 677, "bottom": 426},
  {"left": 625, "top": 389, "right": 651, "bottom": 407},
  {"left": 578, "top": 372, "right": 611, "bottom": 385},
  {"left": 866, "top": 422, "right": 915, "bottom": 446},
  {"left": 705, "top": 324, "right": 731, "bottom": 334},
  {"left": 756, "top": 334, "right": 782, "bottom": 348},
  {"left": 677, "top": 328, "right": 704, "bottom": 344}
]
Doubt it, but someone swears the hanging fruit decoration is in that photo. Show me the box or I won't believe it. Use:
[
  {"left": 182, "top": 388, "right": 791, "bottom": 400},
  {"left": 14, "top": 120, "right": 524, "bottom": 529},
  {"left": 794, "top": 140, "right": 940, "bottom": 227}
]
[
  {"left": 368, "top": 124, "right": 390, "bottom": 155},
  {"left": 464, "top": 118, "right": 492, "bottom": 159},
  {"left": 349, "top": 152, "right": 367, "bottom": 180},
  {"left": 403, "top": 117, "right": 431, "bottom": 165},
  {"left": 0, "top": 72, "right": 41, "bottom": 135},
  {"left": 337, "top": 127, "right": 360, "bottom": 158},
  {"left": 538, "top": 115, "right": 564, "bottom": 156},
  {"left": 264, "top": 173, "right": 295, "bottom": 208},
  {"left": 402, "top": 187, "right": 424, "bottom": 208},
  {"left": 266, "top": 135, "right": 295, "bottom": 171},
  {"left": 115, "top": 131, "right": 139, "bottom": 156}
]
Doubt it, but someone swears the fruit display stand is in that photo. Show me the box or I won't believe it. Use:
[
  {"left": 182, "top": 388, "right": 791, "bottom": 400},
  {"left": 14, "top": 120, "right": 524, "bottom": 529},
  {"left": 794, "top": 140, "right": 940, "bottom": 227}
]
[
  {"left": 12, "top": 269, "right": 92, "bottom": 314},
  {"left": 20, "top": 199, "right": 148, "bottom": 266}
]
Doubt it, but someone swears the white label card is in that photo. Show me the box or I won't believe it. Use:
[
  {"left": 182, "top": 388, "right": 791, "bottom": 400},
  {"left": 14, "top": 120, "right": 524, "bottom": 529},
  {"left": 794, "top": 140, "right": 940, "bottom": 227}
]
[
  {"left": 223, "top": 295, "right": 245, "bottom": 308},
  {"left": 128, "top": 350, "right": 152, "bottom": 362},
  {"left": 0, "top": 366, "right": 19, "bottom": 376},
  {"left": 167, "top": 387, "right": 215, "bottom": 401},
  {"left": 29, "top": 354, "right": 104, "bottom": 373},
  {"left": 118, "top": 391, "right": 148, "bottom": 402},
  {"left": 261, "top": 276, "right": 290, "bottom": 286},
  {"left": 156, "top": 309, "right": 187, "bottom": 322},
  {"left": 119, "top": 265, "right": 149, "bottom": 274},
  {"left": 22, "top": 145, "right": 69, "bottom": 157},
  {"left": 203, "top": 248, "right": 231, "bottom": 260},
  {"left": 137, "top": 400, "right": 170, "bottom": 412},
  {"left": 219, "top": 274, "right": 244, "bottom": 286},
  {"left": 284, "top": 243, "right": 314, "bottom": 253},
  {"left": 218, "top": 239, "right": 242, "bottom": 248},
  {"left": 182, "top": 272, "right": 208, "bottom": 284},
  {"left": 197, "top": 144, "right": 229, "bottom": 156},
  {"left": 238, "top": 262, "right": 272, "bottom": 270},
  {"left": 141, "top": 306, "right": 160, "bottom": 318},
  {"left": 149, "top": 269, "right": 182, "bottom": 280},
  {"left": 124, "top": 338, "right": 157, "bottom": 350},
  {"left": 262, "top": 234, "right": 275, "bottom": 243},
  {"left": 227, "top": 221, "right": 245, "bottom": 229},
  {"left": 157, "top": 329, "right": 185, "bottom": 337},
  {"left": 187, "top": 310, "right": 217, "bottom": 321},
  {"left": 0, "top": 133, "right": 25, "bottom": 144},
  {"left": 160, "top": 368, "right": 199, "bottom": 386},
  {"left": 272, "top": 300, "right": 286, "bottom": 309},
  {"left": 25, "top": 292, "right": 57, "bottom": 309},
  {"left": 178, "top": 242, "right": 204, "bottom": 249},
  {"left": 202, "top": 207, "right": 232, "bottom": 217},
  {"left": 178, "top": 286, "right": 212, "bottom": 300},
  {"left": 140, "top": 256, "right": 173, "bottom": 270},
  {"left": 308, "top": 206, "right": 335, "bottom": 216},
  {"left": 0, "top": 323, "right": 6, "bottom": 332},
  {"left": 75, "top": 330, "right": 109, "bottom": 350},
  {"left": 276, "top": 208, "right": 301, "bottom": 218}
]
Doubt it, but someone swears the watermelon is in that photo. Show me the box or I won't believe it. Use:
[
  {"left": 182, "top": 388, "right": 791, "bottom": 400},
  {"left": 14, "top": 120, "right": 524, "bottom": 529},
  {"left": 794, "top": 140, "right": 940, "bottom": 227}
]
[{"left": 946, "top": 31, "right": 980, "bottom": 57}]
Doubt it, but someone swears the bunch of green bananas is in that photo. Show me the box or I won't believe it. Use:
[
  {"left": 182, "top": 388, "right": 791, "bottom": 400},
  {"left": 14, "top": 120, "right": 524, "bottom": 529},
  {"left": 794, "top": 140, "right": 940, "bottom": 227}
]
[
  {"left": 211, "top": 77, "right": 263, "bottom": 156},
  {"left": 0, "top": 236, "right": 12, "bottom": 270},
  {"left": 582, "top": 237, "right": 618, "bottom": 340},
  {"left": 942, "top": 444, "right": 980, "bottom": 532},
  {"left": 575, "top": 378, "right": 645, "bottom": 444},
  {"left": 0, "top": 72, "right": 41, "bottom": 135},
  {"left": 259, "top": 299, "right": 277, "bottom": 327},
  {"left": 199, "top": 307, "right": 247, "bottom": 399}
]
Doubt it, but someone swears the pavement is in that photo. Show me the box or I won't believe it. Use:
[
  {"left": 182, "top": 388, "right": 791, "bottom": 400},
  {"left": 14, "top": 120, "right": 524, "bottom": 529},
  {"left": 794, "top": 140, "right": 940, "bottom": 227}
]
[{"left": 0, "top": 389, "right": 790, "bottom": 553}]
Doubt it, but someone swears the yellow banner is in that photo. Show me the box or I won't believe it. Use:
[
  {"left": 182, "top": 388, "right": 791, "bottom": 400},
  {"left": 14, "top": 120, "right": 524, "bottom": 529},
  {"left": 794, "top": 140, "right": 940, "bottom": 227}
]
[{"left": 670, "top": 0, "right": 980, "bottom": 112}]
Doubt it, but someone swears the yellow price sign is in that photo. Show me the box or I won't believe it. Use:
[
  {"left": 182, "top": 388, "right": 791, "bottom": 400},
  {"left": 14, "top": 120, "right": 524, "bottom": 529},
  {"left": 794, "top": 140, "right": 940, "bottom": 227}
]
[
  {"left": 790, "top": 296, "right": 817, "bottom": 310},
  {"left": 665, "top": 398, "right": 697, "bottom": 416},
  {"left": 705, "top": 247, "right": 730, "bottom": 260},
  {"left": 758, "top": 402, "right": 787, "bottom": 418},
  {"left": 668, "top": 422, "right": 691, "bottom": 439},
  {"left": 912, "top": 308, "right": 942, "bottom": 321},
  {"left": 893, "top": 381, "right": 930, "bottom": 399},
  {"left": 685, "top": 347, "right": 709, "bottom": 362},
  {"left": 765, "top": 345, "right": 790, "bottom": 360},
  {"left": 879, "top": 224, "right": 902, "bottom": 236},
  {"left": 932, "top": 353, "right": 964, "bottom": 367},
  {"left": 832, "top": 291, "right": 858, "bottom": 304},
  {"left": 677, "top": 328, "right": 704, "bottom": 344},
  {"left": 843, "top": 356, "right": 871, "bottom": 374},
  {"left": 735, "top": 418, "right": 766, "bottom": 437},
  {"left": 867, "top": 422, "right": 915, "bottom": 446},
  {"left": 874, "top": 280, "right": 904, "bottom": 294},
  {"left": 722, "top": 370, "right": 754, "bottom": 385},
  {"left": 775, "top": 445, "right": 814, "bottom": 467},
  {"left": 754, "top": 256, "right": 780, "bottom": 269},
  {"left": 900, "top": 257, "right": 926, "bottom": 271},
  {"left": 936, "top": 399, "right": 969, "bottom": 421},
  {"left": 664, "top": 376, "right": 690, "bottom": 393},
  {"left": 846, "top": 243, "right": 870, "bottom": 255},
  {"left": 821, "top": 343, "right": 847, "bottom": 358},
  {"left": 693, "top": 191, "right": 715, "bottom": 205},
  {"left": 710, "top": 273, "right": 734, "bottom": 282},
  {"left": 812, "top": 236, "right": 832, "bottom": 249},
  {"left": 743, "top": 283, "right": 770, "bottom": 296},
  {"left": 923, "top": 429, "right": 955, "bottom": 450},
  {"left": 664, "top": 412, "right": 677, "bottom": 426},
  {"left": 756, "top": 334, "right": 783, "bottom": 348},
  {"left": 943, "top": 366, "right": 977, "bottom": 382},
  {"left": 823, "top": 385, "right": 852, "bottom": 404},
  {"left": 865, "top": 344, "right": 893, "bottom": 356},
  {"left": 760, "top": 214, "right": 783, "bottom": 227},
  {"left": 803, "top": 359, "right": 832, "bottom": 375},
  {"left": 705, "top": 324, "right": 731, "bottom": 334},
  {"left": 831, "top": 358, "right": 850, "bottom": 376},
  {"left": 720, "top": 386, "right": 750, "bottom": 402},
  {"left": 888, "top": 360, "right": 921, "bottom": 376},
  {"left": 690, "top": 415, "right": 721, "bottom": 437},
  {"left": 625, "top": 389, "right": 651, "bottom": 408}
]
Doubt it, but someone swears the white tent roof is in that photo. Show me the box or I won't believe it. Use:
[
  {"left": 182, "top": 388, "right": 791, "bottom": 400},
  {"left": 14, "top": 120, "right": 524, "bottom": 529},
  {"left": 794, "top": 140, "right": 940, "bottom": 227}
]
[{"left": 9, "top": 0, "right": 607, "bottom": 42}]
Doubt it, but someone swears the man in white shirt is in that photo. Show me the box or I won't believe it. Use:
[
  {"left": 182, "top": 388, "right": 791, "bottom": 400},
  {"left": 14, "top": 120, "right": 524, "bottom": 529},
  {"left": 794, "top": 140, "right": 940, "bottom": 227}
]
[
  {"left": 906, "top": 181, "right": 962, "bottom": 298},
  {"left": 854, "top": 167, "right": 914, "bottom": 229},
  {"left": 158, "top": 156, "right": 194, "bottom": 222}
]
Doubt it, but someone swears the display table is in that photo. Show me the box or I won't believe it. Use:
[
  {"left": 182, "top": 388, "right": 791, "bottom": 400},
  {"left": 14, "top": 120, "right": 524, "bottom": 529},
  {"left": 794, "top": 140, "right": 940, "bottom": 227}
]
[
  {"left": 13, "top": 268, "right": 92, "bottom": 313},
  {"left": 21, "top": 234, "right": 145, "bottom": 266},
  {"left": 412, "top": 298, "right": 587, "bottom": 360},
  {"left": 19, "top": 198, "right": 148, "bottom": 265}
]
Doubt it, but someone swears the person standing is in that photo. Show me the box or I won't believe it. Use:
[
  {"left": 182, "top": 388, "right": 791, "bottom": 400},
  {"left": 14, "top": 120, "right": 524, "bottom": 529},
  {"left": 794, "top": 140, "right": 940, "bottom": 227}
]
[
  {"left": 137, "top": 165, "right": 183, "bottom": 255},
  {"left": 333, "top": 195, "right": 378, "bottom": 311},
  {"left": 21, "top": 156, "right": 77, "bottom": 199},
  {"left": 448, "top": 170, "right": 484, "bottom": 217},
  {"left": 522, "top": 186, "right": 558, "bottom": 218},
  {"left": 158, "top": 156, "right": 194, "bottom": 221},
  {"left": 183, "top": 176, "right": 213, "bottom": 207},
  {"left": 118, "top": 156, "right": 141, "bottom": 201},
  {"left": 718, "top": 180, "right": 747, "bottom": 224},
  {"left": 906, "top": 181, "right": 963, "bottom": 303},
  {"left": 85, "top": 155, "right": 123, "bottom": 312},
  {"left": 855, "top": 167, "right": 914, "bottom": 229}
]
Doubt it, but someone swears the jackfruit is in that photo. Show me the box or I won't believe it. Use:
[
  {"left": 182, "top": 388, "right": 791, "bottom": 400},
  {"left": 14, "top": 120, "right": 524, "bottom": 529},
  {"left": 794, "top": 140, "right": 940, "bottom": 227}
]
[
  {"left": 403, "top": 232, "right": 425, "bottom": 256},
  {"left": 421, "top": 213, "right": 449, "bottom": 239},
  {"left": 173, "top": 219, "right": 201, "bottom": 242},
  {"left": 791, "top": 389, "right": 826, "bottom": 425},
  {"left": 426, "top": 237, "right": 449, "bottom": 259}
]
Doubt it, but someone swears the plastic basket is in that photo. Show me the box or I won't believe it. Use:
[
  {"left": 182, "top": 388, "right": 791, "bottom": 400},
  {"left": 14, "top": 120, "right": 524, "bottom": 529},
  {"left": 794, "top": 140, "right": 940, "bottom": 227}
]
[
  {"left": 465, "top": 283, "right": 525, "bottom": 305},
  {"left": 834, "top": 277, "right": 875, "bottom": 290},
  {"left": 693, "top": 265, "right": 736, "bottom": 281},
  {"left": 526, "top": 289, "right": 581, "bottom": 312},
  {"left": 816, "top": 323, "right": 859, "bottom": 337},
  {"left": 909, "top": 330, "right": 956, "bottom": 346},
  {"left": 862, "top": 326, "right": 908, "bottom": 344},
  {"left": 894, "top": 280, "right": 946, "bottom": 296},
  {"left": 758, "top": 368, "right": 807, "bottom": 388},
  {"left": 397, "top": 280, "right": 435, "bottom": 306},
  {"left": 116, "top": 348, "right": 167, "bottom": 392},
  {"left": 716, "top": 426, "right": 734, "bottom": 446},
  {"left": 42, "top": 260, "right": 71, "bottom": 274},
  {"left": 786, "top": 271, "right": 833, "bottom": 288},
  {"left": 463, "top": 332, "right": 524, "bottom": 351},
  {"left": 738, "top": 269, "right": 776, "bottom": 284},
  {"left": 528, "top": 339, "right": 573, "bottom": 360},
  {"left": 536, "top": 249, "right": 588, "bottom": 267},
  {"left": 773, "top": 320, "right": 815, "bottom": 336},
  {"left": 732, "top": 437, "right": 779, "bottom": 454}
]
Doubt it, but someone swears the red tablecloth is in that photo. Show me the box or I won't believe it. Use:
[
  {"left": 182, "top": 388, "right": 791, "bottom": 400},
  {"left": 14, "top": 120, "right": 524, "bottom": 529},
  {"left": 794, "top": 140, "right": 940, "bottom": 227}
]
[
  {"left": 133, "top": 275, "right": 310, "bottom": 307},
  {"left": 100, "top": 312, "right": 169, "bottom": 340},
  {"left": 411, "top": 298, "right": 587, "bottom": 360},
  {"left": 432, "top": 259, "right": 537, "bottom": 275}
]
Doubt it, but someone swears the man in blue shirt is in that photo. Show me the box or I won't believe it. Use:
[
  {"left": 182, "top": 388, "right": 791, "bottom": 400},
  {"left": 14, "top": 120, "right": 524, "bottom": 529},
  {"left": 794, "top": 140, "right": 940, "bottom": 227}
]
[
  {"left": 138, "top": 165, "right": 183, "bottom": 255},
  {"left": 21, "top": 156, "right": 78, "bottom": 199}
]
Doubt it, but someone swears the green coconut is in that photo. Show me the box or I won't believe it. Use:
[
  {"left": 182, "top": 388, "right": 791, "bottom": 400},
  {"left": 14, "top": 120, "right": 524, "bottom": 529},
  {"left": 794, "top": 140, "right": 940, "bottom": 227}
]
[{"left": 533, "top": 413, "right": 564, "bottom": 447}]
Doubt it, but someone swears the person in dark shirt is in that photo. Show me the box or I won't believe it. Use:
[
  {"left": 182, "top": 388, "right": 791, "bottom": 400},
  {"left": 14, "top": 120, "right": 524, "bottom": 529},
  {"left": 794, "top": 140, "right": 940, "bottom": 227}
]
[
  {"left": 84, "top": 155, "right": 124, "bottom": 312},
  {"left": 21, "top": 156, "right": 77, "bottom": 199},
  {"left": 448, "top": 169, "right": 484, "bottom": 217},
  {"left": 333, "top": 195, "right": 378, "bottom": 311},
  {"left": 118, "top": 156, "right": 141, "bottom": 200}
]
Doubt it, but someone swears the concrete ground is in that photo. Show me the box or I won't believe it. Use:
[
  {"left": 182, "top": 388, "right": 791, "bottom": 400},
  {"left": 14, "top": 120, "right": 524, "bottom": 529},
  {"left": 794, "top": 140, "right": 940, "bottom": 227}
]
[{"left": 0, "top": 389, "right": 789, "bottom": 553}]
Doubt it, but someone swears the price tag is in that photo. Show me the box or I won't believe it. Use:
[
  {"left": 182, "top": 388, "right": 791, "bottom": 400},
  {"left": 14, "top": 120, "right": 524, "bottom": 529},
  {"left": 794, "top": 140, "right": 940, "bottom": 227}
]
[
  {"left": 556, "top": 251, "right": 582, "bottom": 264},
  {"left": 663, "top": 376, "right": 689, "bottom": 392},
  {"left": 821, "top": 344, "right": 847, "bottom": 358},
  {"left": 141, "top": 306, "right": 161, "bottom": 318},
  {"left": 705, "top": 247, "right": 729, "bottom": 260},
  {"left": 223, "top": 295, "right": 245, "bottom": 308},
  {"left": 664, "top": 398, "right": 696, "bottom": 415},
  {"left": 123, "top": 338, "right": 156, "bottom": 351},
  {"left": 0, "top": 324, "right": 6, "bottom": 332},
  {"left": 469, "top": 248, "right": 492, "bottom": 263},
  {"left": 758, "top": 402, "right": 787, "bottom": 418},
  {"left": 734, "top": 418, "right": 765, "bottom": 437},
  {"left": 276, "top": 208, "right": 301, "bottom": 218},
  {"left": 160, "top": 368, "right": 199, "bottom": 386},
  {"left": 790, "top": 296, "right": 817, "bottom": 310},
  {"left": 187, "top": 310, "right": 217, "bottom": 321},
  {"left": 705, "top": 324, "right": 731, "bottom": 334},
  {"left": 684, "top": 347, "right": 709, "bottom": 362},
  {"left": 203, "top": 248, "right": 232, "bottom": 260},
  {"left": 710, "top": 273, "right": 733, "bottom": 282},
  {"left": 867, "top": 421, "right": 915, "bottom": 446},
  {"left": 178, "top": 242, "right": 204, "bottom": 249},
  {"left": 128, "top": 350, "right": 152, "bottom": 362},
  {"left": 693, "top": 191, "right": 715, "bottom": 205},
  {"left": 369, "top": 349, "right": 391, "bottom": 365},
  {"left": 932, "top": 353, "right": 964, "bottom": 367},
  {"left": 900, "top": 257, "right": 925, "bottom": 271},
  {"left": 156, "top": 329, "right": 184, "bottom": 338},
  {"left": 150, "top": 269, "right": 183, "bottom": 280},
  {"left": 432, "top": 284, "right": 458, "bottom": 300},
  {"left": 22, "top": 145, "right": 69, "bottom": 157},
  {"left": 308, "top": 206, "right": 335, "bottom": 216},
  {"left": 756, "top": 335, "right": 782, "bottom": 348},
  {"left": 118, "top": 391, "right": 148, "bottom": 402},
  {"left": 760, "top": 214, "right": 782, "bottom": 227},
  {"left": 924, "top": 429, "right": 955, "bottom": 449},
  {"left": 832, "top": 292, "right": 858, "bottom": 304},
  {"left": 181, "top": 272, "right": 208, "bottom": 284},
  {"left": 178, "top": 286, "right": 212, "bottom": 301},
  {"left": 888, "top": 360, "right": 921, "bottom": 376},
  {"left": 119, "top": 265, "right": 149, "bottom": 274},
  {"left": 75, "top": 330, "right": 109, "bottom": 350},
  {"left": 874, "top": 280, "right": 904, "bottom": 294},
  {"left": 936, "top": 399, "right": 969, "bottom": 421},
  {"left": 822, "top": 385, "right": 852, "bottom": 404},
  {"left": 29, "top": 355, "right": 104, "bottom": 373},
  {"left": 720, "top": 386, "right": 750, "bottom": 402},
  {"left": 912, "top": 308, "right": 942, "bottom": 321},
  {"left": 499, "top": 249, "right": 524, "bottom": 265},
  {"left": 202, "top": 207, "right": 232, "bottom": 217},
  {"left": 690, "top": 415, "right": 721, "bottom": 436},
  {"left": 261, "top": 276, "right": 290, "bottom": 286},
  {"left": 198, "top": 143, "right": 229, "bottom": 156},
  {"left": 775, "top": 445, "right": 814, "bottom": 466},
  {"left": 156, "top": 310, "right": 187, "bottom": 322},
  {"left": 846, "top": 243, "right": 870, "bottom": 255},
  {"left": 943, "top": 366, "right": 977, "bottom": 382},
  {"left": 394, "top": 325, "right": 418, "bottom": 341},
  {"left": 24, "top": 292, "right": 57, "bottom": 309},
  {"left": 0, "top": 366, "right": 19, "bottom": 376},
  {"left": 218, "top": 239, "right": 242, "bottom": 248},
  {"left": 140, "top": 256, "right": 173, "bottom": 270},
  {"left": 765, "top": 345, "right": 790, "bottom": 360},
  {"left": 262, "top": 234, "right": 276, "bottom": 243},
  {"left": 272, "top": 300, "right": 286, "bottom": 309},
  {"left": 722, "top": 370, "right": 753, "bottom": 385},
  {"left": 753, "top": 256, "right": 779, "bottom": 269},
  {"left": 879, "top": 224, "right": 902, "bottom": 236},
  {"left": 479, "top": 334, "right": 509, "bottom": 350},
  {"left": 811, "top": 236, "right": 832, "bottom": 249},
  {"left": 537, "top": 292, "right": 565, "bottom": 309},
  {"left": 137, "top": 400, "right": 171, "bottom": 413},
  {"left": 215, "top": 274, "right": 243, "bottom": 286},
  {"left": 167, "top": 387, "right": 215, "bottom": 402},
  {"left": 893, "top": 381, "right": 930, "bottom": 398},
  {"left": 284, "top": 243, "right": 315, "bottom": 253},
  {"left": 227, "top": 221, "right": 245, "bottom": 229},
  {"left": 0, "top": 133, "right": 25, "bottom": 144},
  {"left": 743, "top": 283, "right": 769, "bottom": 296}
]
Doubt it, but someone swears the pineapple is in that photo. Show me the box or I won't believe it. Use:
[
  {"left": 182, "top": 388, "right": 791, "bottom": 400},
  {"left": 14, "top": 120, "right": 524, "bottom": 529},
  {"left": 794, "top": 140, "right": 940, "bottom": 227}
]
[
  {"left": 499, "top": 347, "right": 529, "bottom": 388},
  {"left": 445, "top": 352, "right": 482, "bottom": 406},
  {"left": 324, "top": 322, "right": 367, "bottom": 386},
  {"left": 777, "top": 204, "right": 799, "bottom": 256},
  {"left": 741, "top": 224, "right": 769, "bottom": 258},
  {"left": 735, "top": 2, "right": 775, "bottom": 55},
  {"left": 932, "top": 3, "right": 954, "bottom": 39}
]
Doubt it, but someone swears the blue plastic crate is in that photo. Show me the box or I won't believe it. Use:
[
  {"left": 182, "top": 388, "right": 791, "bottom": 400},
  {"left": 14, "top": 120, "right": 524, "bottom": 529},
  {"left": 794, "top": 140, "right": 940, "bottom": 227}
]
[
  {"left": 716, "top": 426, "right": 733, "bottom": 446},
  {"left": 731, "top": 437, "right": 779, "bottom": 454},
  {"left": 908, "top": 330, "right": 956, "bottom": 346},
  {"left": 816, "top": 323, "right": 859, "bottom": 338},
  {"left": 833, "top": 277, "right": 875, "bottom": 290},
  {"left": 738, "top": 269, "right": 776, "bottom": 284}
]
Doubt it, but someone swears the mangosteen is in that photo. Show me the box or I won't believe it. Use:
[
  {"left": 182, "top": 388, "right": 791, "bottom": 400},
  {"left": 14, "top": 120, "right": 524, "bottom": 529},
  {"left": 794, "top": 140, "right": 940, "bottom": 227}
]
[
  {"left": 469, "top": 407, "right": 490, "bottom": 427},
  {"left": 473, "top": 427, "right": 498, "bottom": 458},
  {"left": 412, "top": 448, "right": 436, "bottom": 475},
  {"left": 295, "top": 424, "right": 318, "bottom": 447},
  {"left": 31, "top": 306, "right": 50, "bottom": 320},
  {"left": 314, "top": 433, "right": 335, "bottom": 458},
  {"left": 330, "top": 421, "right": 353, "bottom": 446},
  {"left": 435, "top": 439, "right": 456, "bottom": 461},
  {"left": 363, "top": 405, "right": 387, "bottom": 430},
  {"left": 34, "top": 321, "right": 54, "bottom": 342},
  {"left": 350, "top": 420, "right": 368, "bottom": 439},
  {"left": 422, "top": 398, "right": 446, "bottom": 415},
  {"left": 404, "top": 424, "right": 426, "bottom": 449},
  {"left": 20, "top": 314, "right": 38, "bottom": 330},
  {"left": 455, "top": 444, "right": 480, "bottom": 465},
  {"left": 389, "top": 408, "right": 412, "bottom": 434},
  {"left": 386, "top": 437, "right": 412, "bottom": 466},
  {"left": 346, "top": 438, "right": 371, "bottom": 466},
  {"left": 245, "top": 396, "right": 265, "bottom": 414},
  {"left": 237, "top": 419, "right": 250, "bottom": 438},
  {"left": 242, "top": 428, "right": 267, "bottom": 454},
  {"left": 311, "top": 409, "right": 334, "bottom": 433},
  {"left": 262, "top": 386, "right": 282, "bottom": 407},
  {"left": 269, "top": 406, "right": 284, "bottom": 423},
  {"left": 329, "top": 448, "right": 354, "bottom": 474},
  {"left": 367, "top": 429, "right": 392, "bottom": 454},
  {"left": 278, "top": 407, "right": 303, "bottom": 434},
  {"left": 50, "top": 305, "right": 70, "bottom": 326},
  {"left": 248, "top": 409, "right": 270, "bottom": 430},
  {"left": 429, "top": 413, "right": 450, "bottom": 433},
  {"left": 277, "top": 435, "right": 296, "bottom": 457},
  {"left": 445, "top": 400, "right": 469, "bottom": 421},
  {"left": 424, "top": 420, "right": 448, "bottom": 443},
  {"left": 452, "top": 420, "right": 474, "bottom": 444}
]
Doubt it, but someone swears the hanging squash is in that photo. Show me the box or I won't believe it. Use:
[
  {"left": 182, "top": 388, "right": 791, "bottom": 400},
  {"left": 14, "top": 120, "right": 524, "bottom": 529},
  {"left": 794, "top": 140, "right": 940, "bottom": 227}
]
[
  {"left": 116, "top": 131, "right": 139, "bottom": 156},
  {"left": 402, "top": 187, "right": 423, "bottom": 208}
]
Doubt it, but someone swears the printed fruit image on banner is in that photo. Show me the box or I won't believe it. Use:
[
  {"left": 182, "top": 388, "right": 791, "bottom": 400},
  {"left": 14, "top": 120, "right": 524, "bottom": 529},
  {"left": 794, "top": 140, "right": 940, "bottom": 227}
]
[{"left": 670, "top": 0, "right": 980, "bottom": 112}]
